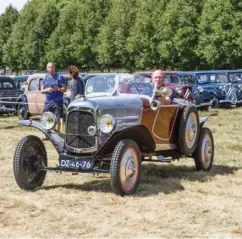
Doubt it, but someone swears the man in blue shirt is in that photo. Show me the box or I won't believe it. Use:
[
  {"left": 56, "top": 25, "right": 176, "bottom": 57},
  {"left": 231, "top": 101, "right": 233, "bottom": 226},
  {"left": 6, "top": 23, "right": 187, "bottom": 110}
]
[{"left": 41, "top": 62, "right": 67, "bottom": 131}]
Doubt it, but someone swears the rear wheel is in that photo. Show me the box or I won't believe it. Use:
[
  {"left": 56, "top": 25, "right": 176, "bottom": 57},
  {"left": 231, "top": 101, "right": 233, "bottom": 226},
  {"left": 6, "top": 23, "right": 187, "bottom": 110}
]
[
  {"left": 13, "top": 135, "right": 47, "bottom": 190},
  {"left": 110, "top": 139, "right": 141, "bottom": 196},
  {"left": 193, "top": 127, "right": 214, "bottom": 171},
  {"left": 178, "top": 105, "right": 200, "bottom": 156}
]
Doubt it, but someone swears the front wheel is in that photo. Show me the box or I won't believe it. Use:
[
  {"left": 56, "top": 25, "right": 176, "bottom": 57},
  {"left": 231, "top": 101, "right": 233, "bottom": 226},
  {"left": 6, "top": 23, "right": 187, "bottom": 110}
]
[
  {"left": 193, "top": 127, "right": 214, "bottom": 171},
  {"left": 13, "top": 135, "right": 47, "bottom": 190},
  {"left": 18, "top": 101, "right": 29, "bottom": 120},
  {"left": 209, "top": 95, "right": 219, "bottom": 109},
  {"left": 110, "top": 139, "right": 141, "bottom": 196}
]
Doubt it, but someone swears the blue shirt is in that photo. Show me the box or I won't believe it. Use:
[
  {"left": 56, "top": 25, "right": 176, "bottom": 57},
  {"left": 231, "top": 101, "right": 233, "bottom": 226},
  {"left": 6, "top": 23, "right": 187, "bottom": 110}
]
[{"left": 43, "top": 73, "right": 66, "bottom": 102}]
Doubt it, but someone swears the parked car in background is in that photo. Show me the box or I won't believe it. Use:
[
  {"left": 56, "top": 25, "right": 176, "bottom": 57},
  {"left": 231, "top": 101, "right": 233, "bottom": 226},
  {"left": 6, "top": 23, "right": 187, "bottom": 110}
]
[
  {"left": 180, "top": 71, "right": 241, "bottom": 108},
  {"left": 134, "top": 71, "right": 212, "bottom": 109},
  {"left": 11, "top": 75, "right": 29, "bottom": 93},
  {"left": 16, "top": 73, "right": 71, "bottom": 120},
  {"left": 13, "top": 73, "right": 215, "bottom": 196},
  {"left": 0, "top": 76, "right": 21, "bottom": 114}
]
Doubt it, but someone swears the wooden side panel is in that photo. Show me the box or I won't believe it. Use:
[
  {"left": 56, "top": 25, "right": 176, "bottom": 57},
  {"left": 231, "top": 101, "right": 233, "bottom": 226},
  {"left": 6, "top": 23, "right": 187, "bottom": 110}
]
[{"left": 141, "top": 104, "right": 181, "bottom": 144}]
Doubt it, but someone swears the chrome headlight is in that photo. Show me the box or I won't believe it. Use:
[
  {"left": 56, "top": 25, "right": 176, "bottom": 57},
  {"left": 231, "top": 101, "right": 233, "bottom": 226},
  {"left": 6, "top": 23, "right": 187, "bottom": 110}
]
[
  {"left": 40, "top": 112, "right": 56, "bottom": 130},
  {"left": 219, "top": 85, "right": 225, "bottom": 91},
  {"left": 87, "top": 126, "right": 97, "bottom": 136},
  {"left": 100, "top": 114, "right": 115, "bottom": 134},
  {"left": 197, "top": 86, "right": 204, "bottom": 93},
  {"left": 176, "top": 87, "right": 182, "bottom": 94}
]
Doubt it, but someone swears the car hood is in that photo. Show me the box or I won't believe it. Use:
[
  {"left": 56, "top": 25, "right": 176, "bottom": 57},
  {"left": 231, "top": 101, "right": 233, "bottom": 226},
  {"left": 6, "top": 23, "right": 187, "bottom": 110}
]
[{"left": 68, "top": 94, "right": 143, "bottom": 117}]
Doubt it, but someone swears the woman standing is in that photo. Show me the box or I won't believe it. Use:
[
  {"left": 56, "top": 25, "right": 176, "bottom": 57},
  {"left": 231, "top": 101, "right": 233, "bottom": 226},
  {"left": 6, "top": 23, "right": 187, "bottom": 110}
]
[{"left": 68, "top": 65, "right": 85, "bottom": 101}]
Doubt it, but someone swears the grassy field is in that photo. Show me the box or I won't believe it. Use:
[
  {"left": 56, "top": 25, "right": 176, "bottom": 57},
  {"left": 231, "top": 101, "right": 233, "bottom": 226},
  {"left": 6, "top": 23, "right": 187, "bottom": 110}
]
[{"left": 0, "top": 108, "right": 241, "bottom": 238}]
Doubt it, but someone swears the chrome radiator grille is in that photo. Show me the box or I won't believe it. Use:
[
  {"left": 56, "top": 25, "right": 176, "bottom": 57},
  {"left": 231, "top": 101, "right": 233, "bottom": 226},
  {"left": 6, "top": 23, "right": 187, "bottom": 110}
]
[{"left": 65, "top": 111, "right": 95, "bottom": 149}]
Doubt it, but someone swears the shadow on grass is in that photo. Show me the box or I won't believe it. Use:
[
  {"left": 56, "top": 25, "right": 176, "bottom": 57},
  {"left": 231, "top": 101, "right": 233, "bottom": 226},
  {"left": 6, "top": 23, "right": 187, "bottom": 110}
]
[{"left": 40, "top": 163, "right": 241, "bottom": 196}]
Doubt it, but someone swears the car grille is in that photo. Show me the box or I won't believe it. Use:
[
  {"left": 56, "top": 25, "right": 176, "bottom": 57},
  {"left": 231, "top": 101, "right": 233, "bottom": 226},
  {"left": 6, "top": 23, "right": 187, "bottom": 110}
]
[
  {"left": 225, "top": 85, "right": 238, "bottom": 102},
  {"left": 65, "top": 111, "right": 96, "bottom": 150}
]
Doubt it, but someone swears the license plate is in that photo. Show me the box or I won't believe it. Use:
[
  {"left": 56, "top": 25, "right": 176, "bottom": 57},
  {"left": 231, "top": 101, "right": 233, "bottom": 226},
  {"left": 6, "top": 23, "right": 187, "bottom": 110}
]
[{"left": 59, "top": 154, "right": 94, "bottom": 170}]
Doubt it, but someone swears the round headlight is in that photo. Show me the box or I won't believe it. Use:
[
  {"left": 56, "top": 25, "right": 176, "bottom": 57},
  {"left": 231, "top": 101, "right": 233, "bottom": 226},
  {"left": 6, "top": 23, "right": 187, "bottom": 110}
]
[
  {"left": 197, "top": 86, "right": 204, "bottom": 93},
  {"left": 100, "top": 114, "right": 115, "bottom": 134},
  {"left": 87, "top": 126, "right": 97, "bottom": 136},
  {"left": 40, "top": 112, "right": 57, "bottom": 130},
  {"left": 176, "top": 87, "right": 182, "bottom": 94},
  {"left": 219, "top": 85, "right": 225, "bottom": 91}
]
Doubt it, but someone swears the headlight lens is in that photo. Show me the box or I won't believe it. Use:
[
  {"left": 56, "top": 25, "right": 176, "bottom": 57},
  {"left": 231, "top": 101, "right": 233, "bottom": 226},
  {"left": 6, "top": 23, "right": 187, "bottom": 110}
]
[
  {"left": 40, "top": 112, "right": 56, "bottom": 130},
  {"left": 197, "top": 86, "right": 204, "bottom": 93},
  {"left": 100, "top": 114, "right": 115, "bottom": 133},
  {"left": 176, "top": 87, "right": 182, "bottom": 94},
  {"left": 219, "top": 85, "right": 225, "bottom": 91}
]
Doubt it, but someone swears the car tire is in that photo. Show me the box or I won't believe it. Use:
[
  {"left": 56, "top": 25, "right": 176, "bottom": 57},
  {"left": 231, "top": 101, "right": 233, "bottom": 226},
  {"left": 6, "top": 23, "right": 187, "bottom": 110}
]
[
  {"left": 13, "top": 135, "right": 47, "bottom": 190},
  {"left": 178, "top": 105, "right": 200, "bottom": 156},
  {"left": 18, "top": 101, "right": 29, "bottom": 120},
  {"left": 110, "top": 139, "right": 141, "bottom": 196},
  {"left": 209, "top": 94, "right": 219, "bottom": 109},
  {"left": 193, "top": 127, "right": 214, "bottom": 171},
  {"left": 63, "top": 103, "right": 68, "bottom": 123}
]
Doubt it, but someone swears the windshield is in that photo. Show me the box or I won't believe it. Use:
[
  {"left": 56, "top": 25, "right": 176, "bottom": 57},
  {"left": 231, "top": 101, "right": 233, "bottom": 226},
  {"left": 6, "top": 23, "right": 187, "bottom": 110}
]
[
  {"left": 228, "top": 73, "right": 242, "bottom": 83},
  {"left": 197, "top": 74, "right": 225, "bottom": 84},
  {"left": 85, "top": 74, "right": 117, "bottom": 96},
  {"left": 85, "top": 73, "right": 154, "bottom": 97}
]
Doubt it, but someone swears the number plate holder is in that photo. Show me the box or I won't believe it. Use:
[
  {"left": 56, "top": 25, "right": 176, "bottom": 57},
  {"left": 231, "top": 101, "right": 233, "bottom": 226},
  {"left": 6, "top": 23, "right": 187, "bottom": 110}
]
[{"left": 59, "top": 154, "right": 95, "bottom": 170}]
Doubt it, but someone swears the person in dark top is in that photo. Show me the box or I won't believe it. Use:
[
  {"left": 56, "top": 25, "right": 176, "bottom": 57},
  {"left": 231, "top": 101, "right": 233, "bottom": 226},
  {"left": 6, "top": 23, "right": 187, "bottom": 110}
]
[
  {"left": 41, "top": 62, "right": 67, "bottom": 131},
  {"left": 68, "top": 65, "right": 85, "bottom": 101},
  {"left": 152, "top": 69, "right": 173, "bottom": 105}
]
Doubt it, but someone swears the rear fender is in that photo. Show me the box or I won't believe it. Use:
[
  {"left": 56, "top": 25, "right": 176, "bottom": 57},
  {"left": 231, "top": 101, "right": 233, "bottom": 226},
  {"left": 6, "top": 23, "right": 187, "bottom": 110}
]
[
  {"left": 199, "top": 112, "right": 217, "bottom": 128},
  {"left": 19, "top": 120, "right": 64, "bottom": 153}
]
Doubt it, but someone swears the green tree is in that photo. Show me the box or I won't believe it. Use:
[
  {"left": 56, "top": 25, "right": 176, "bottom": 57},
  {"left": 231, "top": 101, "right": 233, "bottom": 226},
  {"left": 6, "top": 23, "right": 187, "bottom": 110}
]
[
  {"left": 46, "top": 0, "right": 110, "bottom": 71},
  {"left": 96, "top": 0, "right": 137, "bottom": 71},
  {"left": 0, "top": 5, "right": 19, "bottom": 70},
  {"left": 197, "top": 0, "right": 239, "bottom": 69},
  {"left": 155, "top": 0, "right": 201, "bottom": 70}
]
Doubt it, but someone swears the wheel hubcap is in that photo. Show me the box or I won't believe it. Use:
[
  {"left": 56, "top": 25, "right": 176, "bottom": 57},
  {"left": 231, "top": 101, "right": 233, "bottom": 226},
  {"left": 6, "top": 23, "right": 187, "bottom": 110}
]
[
  {"left": 120, "top": 147, "right": 138, "bottom": 191},
  {"left": 201, "top": 134, "right": 212, "bottom": 168},
  {"left": 185, "top": 113, "right": 198, "bottom": 149}
]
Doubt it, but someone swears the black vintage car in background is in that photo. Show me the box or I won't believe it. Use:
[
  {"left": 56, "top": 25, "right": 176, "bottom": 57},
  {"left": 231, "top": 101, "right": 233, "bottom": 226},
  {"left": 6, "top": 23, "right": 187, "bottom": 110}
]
[{"left": 0, "top": 76, "right": 22, "bottom": 114}]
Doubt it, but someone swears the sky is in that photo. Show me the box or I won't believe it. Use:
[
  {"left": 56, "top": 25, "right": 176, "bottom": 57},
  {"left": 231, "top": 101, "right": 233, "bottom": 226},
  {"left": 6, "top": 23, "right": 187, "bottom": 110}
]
[{"left": 0, "top": 0, "right": 29, "bottom": 15}]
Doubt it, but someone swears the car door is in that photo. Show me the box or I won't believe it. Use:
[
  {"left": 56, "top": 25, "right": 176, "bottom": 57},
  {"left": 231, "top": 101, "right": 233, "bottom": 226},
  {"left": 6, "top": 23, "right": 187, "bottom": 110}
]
[
  {"left": 36, "top": 77, "right": 46, "bottom": 114},
  {"left": 26, "top": 78, "right": 38, "bottom": 114},
  {"left": 141, "top": 103, "right": 181, "bottom": 149}
]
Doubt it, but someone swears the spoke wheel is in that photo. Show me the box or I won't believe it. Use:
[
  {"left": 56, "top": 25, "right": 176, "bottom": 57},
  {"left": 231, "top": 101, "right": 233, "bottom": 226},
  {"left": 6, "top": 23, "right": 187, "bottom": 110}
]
[
  {"left": 110, "top": 139, "right": 141, "bottom": 196},
  {"left": 193, "top": 127, "right": 214, "bottom": 171},
  {"left": 13, "top": 135, "right": 47, "bottom": 190},
  {"left": 178, "top": 106, "right": 200, "bottom": 156}
]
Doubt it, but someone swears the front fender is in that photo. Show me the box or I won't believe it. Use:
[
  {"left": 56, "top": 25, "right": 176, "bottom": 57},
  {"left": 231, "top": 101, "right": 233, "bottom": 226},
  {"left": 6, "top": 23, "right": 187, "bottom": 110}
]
[
  {"left": 16, "top": 94, "right": 29, "bottom": 111},
  {"left": 19, "top": 120, "right": 64, "bottom": 153}
]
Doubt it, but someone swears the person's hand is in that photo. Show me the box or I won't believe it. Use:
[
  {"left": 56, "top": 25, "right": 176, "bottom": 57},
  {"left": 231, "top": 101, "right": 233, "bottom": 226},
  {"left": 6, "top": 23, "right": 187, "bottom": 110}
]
[
  {"left": 51, "top": 85, "right": 58, "bottom": 91},
  {"left": 46, "top": 87, "right": 53, "bottom": 93}
]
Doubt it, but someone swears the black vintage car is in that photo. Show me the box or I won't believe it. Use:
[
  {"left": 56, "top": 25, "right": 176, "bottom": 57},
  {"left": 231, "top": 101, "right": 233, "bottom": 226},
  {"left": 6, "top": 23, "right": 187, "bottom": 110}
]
[
  {"left": 13, "top": 73, "right": 215, "bottom": 196},
  {"left": 0, "top": 76, "right": 21, "bottom": 114}
]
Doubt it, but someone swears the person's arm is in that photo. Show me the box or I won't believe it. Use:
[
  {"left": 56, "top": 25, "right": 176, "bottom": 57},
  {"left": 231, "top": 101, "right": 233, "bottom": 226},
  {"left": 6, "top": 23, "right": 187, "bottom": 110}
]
[
  {"left": 57, "top": 75, "right": 67, "bottom": 93},
  {"left": 40, "top": 80, "right": 53, "bottom": 94}
]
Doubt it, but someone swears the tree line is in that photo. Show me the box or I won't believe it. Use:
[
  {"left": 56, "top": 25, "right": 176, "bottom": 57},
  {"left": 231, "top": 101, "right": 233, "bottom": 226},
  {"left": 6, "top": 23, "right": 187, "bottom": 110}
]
[{"left": 0, "top": 0, "right": 242, "bottom": 74}]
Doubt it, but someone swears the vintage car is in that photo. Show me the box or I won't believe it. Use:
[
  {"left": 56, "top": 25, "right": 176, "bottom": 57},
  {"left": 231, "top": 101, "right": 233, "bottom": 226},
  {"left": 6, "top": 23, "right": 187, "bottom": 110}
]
[
  {"left": 16, "top": 73, "right": 71, "bottom": 120},
  {"left": 134, "top": 72, "right": 212, "bottom": 109},
  {"left": 0, "top": 76, "right": 22, "bottom": 114},
  {"left": 11, "top": 75, "right": 29, "bottom": 93},
  {"left": 13, "top": 73, "right": 215, "bottom": 196},
  {"left": 179, "top": 71, "right": 241, "bottom": 108}
]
